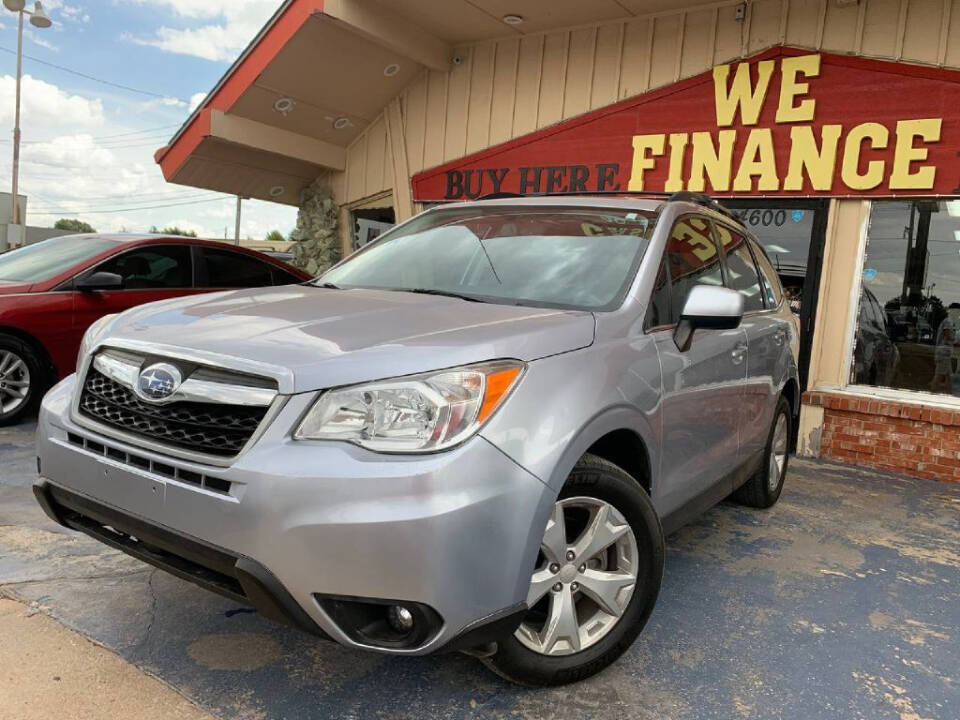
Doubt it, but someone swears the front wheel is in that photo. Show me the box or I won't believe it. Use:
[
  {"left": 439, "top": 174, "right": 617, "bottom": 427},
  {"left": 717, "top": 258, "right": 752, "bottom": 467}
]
[{"left": 483, "top": 454, "right": 664, "bottom": 686}]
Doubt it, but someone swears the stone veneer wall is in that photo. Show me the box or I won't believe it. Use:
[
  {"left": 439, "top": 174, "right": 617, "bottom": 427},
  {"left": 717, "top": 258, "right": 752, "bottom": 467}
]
[{"left": 290, "top": 183, "right": 341, "bottom": 275}]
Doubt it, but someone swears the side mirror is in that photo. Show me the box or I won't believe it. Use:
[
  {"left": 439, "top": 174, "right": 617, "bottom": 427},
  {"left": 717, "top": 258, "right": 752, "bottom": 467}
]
[
  {"left": 76, "top": 271, "right": 123, "bottom": 292},
  {"left": 673, "top": 285, "right": 744, "bottom": 352}
]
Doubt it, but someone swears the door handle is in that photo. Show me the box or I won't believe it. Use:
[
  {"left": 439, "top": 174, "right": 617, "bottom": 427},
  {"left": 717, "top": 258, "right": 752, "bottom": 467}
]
[{"left": 731, "top": 342, "right": 748, "bottom": 364}]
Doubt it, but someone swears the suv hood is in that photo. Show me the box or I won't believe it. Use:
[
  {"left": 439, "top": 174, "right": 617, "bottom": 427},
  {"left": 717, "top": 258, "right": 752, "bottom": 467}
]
[{"left": 100, "top": 286, "right": 595, "bottom": 393}]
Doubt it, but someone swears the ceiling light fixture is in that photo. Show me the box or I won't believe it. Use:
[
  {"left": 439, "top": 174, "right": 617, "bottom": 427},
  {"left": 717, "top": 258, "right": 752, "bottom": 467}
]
[
  {"left": 268, "top": 185, "right": 285, "bottom": 198},
  {"left": 273, "top": 97, "right": 295, "bottom": 116},
  {"left": 333, "top": 116, "right": 351, "bottom": 130},
  {"left": 502, "top": 14, "right": 523, "bottom": 25},
  {"left": 383, "top": 63, "right": 400, "bottom": 77}
]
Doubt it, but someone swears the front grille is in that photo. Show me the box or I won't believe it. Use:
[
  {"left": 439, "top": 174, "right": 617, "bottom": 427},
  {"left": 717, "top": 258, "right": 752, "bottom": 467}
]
[{"left": 79, "top": 368, "right": 268, "bottom": 457}]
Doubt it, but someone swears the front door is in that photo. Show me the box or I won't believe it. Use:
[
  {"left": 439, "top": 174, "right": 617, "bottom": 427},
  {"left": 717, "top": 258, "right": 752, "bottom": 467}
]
[
  {"left": 71, "top": 244, "right": 197, "bottom": 349},
  {"left": 649, "top": 216, "right": 748, "bottom": 518}
]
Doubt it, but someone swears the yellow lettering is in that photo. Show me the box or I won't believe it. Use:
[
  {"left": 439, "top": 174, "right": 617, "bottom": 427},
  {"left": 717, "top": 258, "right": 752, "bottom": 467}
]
[
  {"left": 733, "top": 128, "right": 779, "bottom": 192},
  {"left": 628, "top": 134, "right": 666, "bottom": 191},
  {"left": 841, "top": 123, "right": 888, "bottom": 190},
  {"left": 890, "top": 118, "right": 942, "bottom": 190},
  {"left": 713, "top": 59, "right": 775, "bottom": 127},
  {"left": 664, "top": 133, "right": 689, "bottom": 192},
  {"left": 783, "top": 125, "right": 841, "bottom": 191},
  {"left": 688, "top": 130, "right": 736, "bottom": 192},
  {"left": 776, "top": 54, "right": 821, "bottom": 123}
]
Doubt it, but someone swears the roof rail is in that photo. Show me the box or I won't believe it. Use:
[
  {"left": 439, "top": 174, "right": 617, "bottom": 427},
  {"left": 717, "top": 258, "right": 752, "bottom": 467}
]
[{"left": 666, "top": 191, "right": 741, "bottom": 222}]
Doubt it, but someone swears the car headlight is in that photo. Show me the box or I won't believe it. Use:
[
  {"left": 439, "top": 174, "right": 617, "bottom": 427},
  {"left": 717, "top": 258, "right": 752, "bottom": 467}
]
[
  {"left": 77, "top": 313, "right": 118, "bottom": 372},
  {"left": 294, "top": 360, "right": 524, "bottom": 452}
]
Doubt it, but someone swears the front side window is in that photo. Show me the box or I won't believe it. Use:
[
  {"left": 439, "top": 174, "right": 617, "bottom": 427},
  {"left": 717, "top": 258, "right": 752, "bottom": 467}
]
[
  {"left": 714, "top": 224, "right": 766, "bottom": 312},
  {"left": 321, "top": 206, "right": 656, "bottom": 311},
  {"left": 0, "top": 235, "right": 120, "bottom": 284},
  {"left": 95, "top": 245, "right": 192, "bottom": 289},
  {"left": 664, "top": 216, "right": 724, "bottom": 324},
  {"left": 852, "top": 200, "right": 960, "bottom": 397}
]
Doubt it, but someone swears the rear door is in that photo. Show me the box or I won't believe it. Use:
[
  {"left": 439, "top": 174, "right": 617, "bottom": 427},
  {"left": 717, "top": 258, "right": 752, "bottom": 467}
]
[
  {"left": 71, "top": 244, "right": 196, "bottom": 346},
  {"left": 650, "top": 215, "right": 748, "bottom": 518},
  {"left": 713, "top": 222, "right": 782, "bottom": 466}
]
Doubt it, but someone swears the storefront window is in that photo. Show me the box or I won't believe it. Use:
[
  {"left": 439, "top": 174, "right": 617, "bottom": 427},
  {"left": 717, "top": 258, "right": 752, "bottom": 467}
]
[{"left": 853, "top": 201, "right": 960, "bottom": 397}]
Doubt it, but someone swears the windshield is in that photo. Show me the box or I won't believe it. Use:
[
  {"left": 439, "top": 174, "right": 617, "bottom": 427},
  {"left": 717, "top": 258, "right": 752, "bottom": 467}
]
[
  {"left": 0, "top": 235, "right": 120, "bottom": 284},
  {"left": 320, "top": 206, "right": 656, "bottom": 310}
]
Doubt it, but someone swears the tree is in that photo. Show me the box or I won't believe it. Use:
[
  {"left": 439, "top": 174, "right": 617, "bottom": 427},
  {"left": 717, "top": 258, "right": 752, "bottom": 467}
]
[
  {"left": 149, "top": 225, "right": 197, "bottom": 237},
  {"left": 264, "top": 229, "right": 286, "bottom": 244},
  {"left": 54, "top": 218, "right": 96, "bottom": 233}
]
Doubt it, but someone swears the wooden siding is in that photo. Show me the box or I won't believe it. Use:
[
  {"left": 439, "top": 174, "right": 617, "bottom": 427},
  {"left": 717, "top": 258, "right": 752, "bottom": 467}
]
[{"left": 338, "top": 0, "right": 960, "bottom": 204}]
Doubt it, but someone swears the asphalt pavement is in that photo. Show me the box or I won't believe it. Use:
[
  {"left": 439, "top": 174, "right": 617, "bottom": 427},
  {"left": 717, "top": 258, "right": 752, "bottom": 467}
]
[{"left": 1, "top": 420, "right": 957, "bottom": 720}]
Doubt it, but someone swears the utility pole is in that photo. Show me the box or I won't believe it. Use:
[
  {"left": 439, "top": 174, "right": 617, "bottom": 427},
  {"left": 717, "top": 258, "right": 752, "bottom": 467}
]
[
  {"left": 3, "top": 1, "right": 53, "bottom": 245},
  {"left": 234, "top": 195, "right": 242, "bottom": 245}
]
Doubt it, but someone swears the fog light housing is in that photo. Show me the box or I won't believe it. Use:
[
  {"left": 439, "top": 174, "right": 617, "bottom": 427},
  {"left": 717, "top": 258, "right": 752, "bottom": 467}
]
[{"left": 315, "top": 594, "right": 442, "bottom": 650}]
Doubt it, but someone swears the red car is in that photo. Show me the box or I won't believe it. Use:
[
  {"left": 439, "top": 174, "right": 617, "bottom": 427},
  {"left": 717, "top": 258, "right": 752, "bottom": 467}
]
[{"left": 0, "top": 234, "right": 310, "bottom": 425}]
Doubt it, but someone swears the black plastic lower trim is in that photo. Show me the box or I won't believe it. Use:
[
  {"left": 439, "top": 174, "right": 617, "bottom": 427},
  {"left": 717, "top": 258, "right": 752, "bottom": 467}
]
[
  {"left": 33, "top": 481, "right": 328, "bottom": 639},
  {"left": 440, "top": 602, "right": 528, "bottom": 653}
]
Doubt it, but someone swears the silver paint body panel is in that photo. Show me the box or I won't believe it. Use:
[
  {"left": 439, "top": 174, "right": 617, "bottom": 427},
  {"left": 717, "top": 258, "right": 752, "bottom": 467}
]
[{"left": 36, "top": 198, "right": 799, "bottom": 654}]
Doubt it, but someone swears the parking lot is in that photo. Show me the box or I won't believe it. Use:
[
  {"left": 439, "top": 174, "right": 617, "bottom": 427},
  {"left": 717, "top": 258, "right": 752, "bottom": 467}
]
[{"left": 1, "top": 419, "right": 957, "bottom": 720}]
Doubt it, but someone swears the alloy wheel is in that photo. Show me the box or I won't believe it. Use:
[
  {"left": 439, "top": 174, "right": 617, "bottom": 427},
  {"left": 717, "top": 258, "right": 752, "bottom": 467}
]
[
  {"left": 516, "top": 497, "right": 638, "bottom": 656},
  {"left": 768, "top": 412, "right": 788, "bottom": 492},
  {"left": 0, "top": 349, "right": 31, "bottom": 417}
]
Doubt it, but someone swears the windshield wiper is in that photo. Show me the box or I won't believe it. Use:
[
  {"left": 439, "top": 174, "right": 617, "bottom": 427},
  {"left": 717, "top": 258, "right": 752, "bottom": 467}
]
[
  {"left": 403, "top": 288, "right": 487, "bottom": 303},
  {"left": 315, "top": 281, "right": 341, "bottom": 289}
]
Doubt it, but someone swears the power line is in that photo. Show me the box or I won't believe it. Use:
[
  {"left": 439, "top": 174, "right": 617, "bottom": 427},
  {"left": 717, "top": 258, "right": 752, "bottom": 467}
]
[
  {"left": 30, "top": 191, "right": 226, "bottom": 211},
  {"left": 0, "top": 45, "right": 188, "bottom": 102},
  {"left": 30, "top": 196, "right": 233, "bottom": 215},
  {"left": 28, "top": 188, "right": 226, "bottom": 203},
  {"left": 0, "top": 125, "right": 180, "bottom": 145}
]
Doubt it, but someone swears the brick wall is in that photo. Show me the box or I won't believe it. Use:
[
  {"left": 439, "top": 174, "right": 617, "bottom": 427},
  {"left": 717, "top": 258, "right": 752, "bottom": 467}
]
[{"left": 803, "top": 391, "right": 960, "bottom": 483}]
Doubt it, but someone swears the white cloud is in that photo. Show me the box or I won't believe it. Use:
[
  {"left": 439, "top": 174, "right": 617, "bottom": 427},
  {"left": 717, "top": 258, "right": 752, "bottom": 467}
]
[
  {"left": 122, "top": 1, "right": 278, "bottom": 62},
  {"left": 188, "top": 92, "right": 207, "bottom": 112},
  {"left": 0, "top": 74, "right": 104, "bottom": 131},
  {"left": 0, "top": 76, "right": 297, "bottom": 239}
]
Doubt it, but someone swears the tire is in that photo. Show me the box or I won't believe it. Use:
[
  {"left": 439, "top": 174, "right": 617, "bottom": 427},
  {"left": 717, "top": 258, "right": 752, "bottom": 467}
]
[
  {"left": 482, "top": 454, "right": 664, "bottom": 686},
  {"left": 731, "top": 395, "right": 791, "bottom": 509},
  {"left": 0, "top": 333, "right": 46, "bottom": 426}
]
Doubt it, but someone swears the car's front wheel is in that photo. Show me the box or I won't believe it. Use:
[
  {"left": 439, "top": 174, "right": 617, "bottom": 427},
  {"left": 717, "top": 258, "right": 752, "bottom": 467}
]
[
  {"left": 483, "top": 454, "right": 664, "bottom": 686},
  {"left": 0, "top": 334, "right": 43, "bottom": 426}
]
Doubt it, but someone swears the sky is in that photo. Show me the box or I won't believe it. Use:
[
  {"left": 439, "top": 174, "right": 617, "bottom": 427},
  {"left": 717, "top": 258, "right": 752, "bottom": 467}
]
[{"left": 0, "top": 0, "right": 298, "bottom": 239}]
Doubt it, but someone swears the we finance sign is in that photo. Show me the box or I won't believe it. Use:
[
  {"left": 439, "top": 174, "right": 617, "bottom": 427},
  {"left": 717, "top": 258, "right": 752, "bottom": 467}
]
[{"left": 411, "top": 48, "right": 960, "bottom": 201}]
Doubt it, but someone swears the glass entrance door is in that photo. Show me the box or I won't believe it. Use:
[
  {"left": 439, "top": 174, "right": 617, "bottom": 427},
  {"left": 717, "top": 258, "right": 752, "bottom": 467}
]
[{"left": 724, "top": 199, "right": 829, "bottom": 392}]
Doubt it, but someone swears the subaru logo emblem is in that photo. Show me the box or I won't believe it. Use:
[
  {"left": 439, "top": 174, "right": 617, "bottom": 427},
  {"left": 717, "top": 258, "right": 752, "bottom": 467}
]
[{"left": 135, "top": 363, "right": 182, "bottom": 402}]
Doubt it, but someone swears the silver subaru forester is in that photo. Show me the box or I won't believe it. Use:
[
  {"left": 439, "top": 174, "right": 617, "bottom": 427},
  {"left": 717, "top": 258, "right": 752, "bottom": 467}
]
[{"left": 34, "top": 194, "right": 799, "bottom": 685}]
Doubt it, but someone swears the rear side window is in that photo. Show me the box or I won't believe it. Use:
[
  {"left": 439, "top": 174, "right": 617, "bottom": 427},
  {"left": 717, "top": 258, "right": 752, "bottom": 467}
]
[
  {"left": 664, "top": 216, "right": 724, "bottom": 324},
  {"left": 201, "top": 248, "right": 273, "bottom": 288},
  {"left": 714, "top": 224, "right": 765, "bottom": 312},
  {"left": 271, "top": 266, "right": 303, "bottom": 285},
  {"left": 95, "top": 245, "right": 192, "bottom": 289},
  {"left": 750, "top": 239, "right": 784, "bottom": 307}
]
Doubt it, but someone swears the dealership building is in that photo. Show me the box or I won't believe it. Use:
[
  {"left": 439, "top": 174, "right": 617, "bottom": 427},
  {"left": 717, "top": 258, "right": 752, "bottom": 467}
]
[{"left": 155, "top": 0, "right": 960, "bottom": 483}]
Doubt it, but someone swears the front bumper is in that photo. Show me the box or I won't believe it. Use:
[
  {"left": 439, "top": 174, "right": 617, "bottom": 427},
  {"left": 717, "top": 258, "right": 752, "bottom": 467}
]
[{"left": 35, "top": 376, "right": 554, "bottom": 654}]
